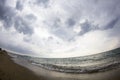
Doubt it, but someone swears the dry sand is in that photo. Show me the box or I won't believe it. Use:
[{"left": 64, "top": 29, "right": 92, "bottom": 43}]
[{"left": 0, "top": 50, "right": 47, "bottom": 80}]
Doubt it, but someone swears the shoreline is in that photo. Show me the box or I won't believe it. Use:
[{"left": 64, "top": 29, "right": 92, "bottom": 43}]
[
  {"left": 11, "top": 53, "right": 120, "bottom": 80},
  {"left": 1, "top": 49, "right": 120, "bottom": 80}
]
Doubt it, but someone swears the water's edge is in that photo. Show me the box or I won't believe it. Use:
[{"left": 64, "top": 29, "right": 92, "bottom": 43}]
[{"left": 8, "top": 48, "right": 120, "bottom": 74}]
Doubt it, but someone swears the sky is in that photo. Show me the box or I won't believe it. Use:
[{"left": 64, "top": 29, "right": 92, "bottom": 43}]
[{"left": 0, "top": 0, "right": 120, "bottom": 58}]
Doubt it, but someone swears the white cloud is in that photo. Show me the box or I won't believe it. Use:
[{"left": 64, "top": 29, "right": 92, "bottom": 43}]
[{"left": 0, "top": 0, "right": 120, "bottom": 58}]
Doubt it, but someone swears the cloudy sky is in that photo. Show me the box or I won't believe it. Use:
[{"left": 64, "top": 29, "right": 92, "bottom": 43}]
[{"left": 0, "top": 0, "right": 120, "bottom": 58}]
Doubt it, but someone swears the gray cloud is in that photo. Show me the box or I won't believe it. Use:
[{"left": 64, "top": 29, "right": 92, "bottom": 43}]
[
  {"left": 0, "top": 41, "right": 33, "bottom": 55},
  {"left": 78, "top": 17, "right": 120, "bottom": 36},
  {"left": 103, "top": 17, "right": 120, "bottom": 30},
  {"left": 0, "top": 0, "right": 120, "bottom": 58},
  {"left": 44, "top": 17, "right": 75, "bottom": 41},
  {"left": 14, "top": 17, "right": 34, "bottom": 35},
  {"left": 35, "top": 0, "right": 49, "bottom": 8},
  {"left": 0, "top": 0, "right": 34, "bottom": 35},
  {"left": 107, "top": 19, "right": 120, "bottom": 37},
  {"left": 0, "top": 0, "right": 15, "bottom": 27},
  {"left": 66, "top": 18, "right": 76, "bottom": 27},
  {"left": 53, "top": 28, "right": 68, "bottom": 39},
  {"left": 78, "top": 20, "right": 99, "bottom": 35},
  {"left": 36, "top": 0, "right": 49, "bottom": 4},
  {"left": 0, "top": 0, "right": 6, "bottom": 19},
  {"left": 53, "top": 18, "right": 61, "bottom": 28},
  {"left": 16, "top": 0, "right": 24, "bottom": 11},
  {"left": 0, "top": 2, "right": 14, "bottom": 25},
  {"left": 25, "top": 14, "right": 37, "bottom": 21}
]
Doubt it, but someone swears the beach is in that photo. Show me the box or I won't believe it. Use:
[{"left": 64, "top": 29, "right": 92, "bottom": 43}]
[
  {"left": 0, "top": 49, "right": 120, "bottom": 80},
  {"left": 0, "top": 50, "right": 47, "bottom": 80}
]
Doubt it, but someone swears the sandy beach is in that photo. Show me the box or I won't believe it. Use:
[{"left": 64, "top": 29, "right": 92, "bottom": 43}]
[
  {"left": 1, "top": 49, "right": 120, "bottom": 80},
  {"left": 0, "top": 49, "right": 47, "bottom": 80}
]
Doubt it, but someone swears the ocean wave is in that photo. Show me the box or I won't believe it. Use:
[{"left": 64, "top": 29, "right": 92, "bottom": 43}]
[{"left": 9, "top": 48, "right": 120, "bottom": 73}]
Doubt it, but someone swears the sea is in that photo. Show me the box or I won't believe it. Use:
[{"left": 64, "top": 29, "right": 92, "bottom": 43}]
[{"left": 8, "top": 48, "right": 120, "bottom": 74}]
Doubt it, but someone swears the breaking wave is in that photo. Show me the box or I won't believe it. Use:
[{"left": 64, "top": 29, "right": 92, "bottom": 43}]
[{"left": 9, "top": 48, "right": 120, "bottom": 73}]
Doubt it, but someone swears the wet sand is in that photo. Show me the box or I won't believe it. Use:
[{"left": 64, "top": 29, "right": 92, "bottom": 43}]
[
  {"left": 1, "top": 49, "right": 120, "bottom": 80},
  {"left": 15, "top": 60, "right": 120, "bottom": 80},
  {"left": 13, "top": 53, "right": 120, "bottom": 80}
]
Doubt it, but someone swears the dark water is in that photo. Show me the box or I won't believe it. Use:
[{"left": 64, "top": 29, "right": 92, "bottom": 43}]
[{"left": 9, "top": 48, "right": 120, "bottom": 74}]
